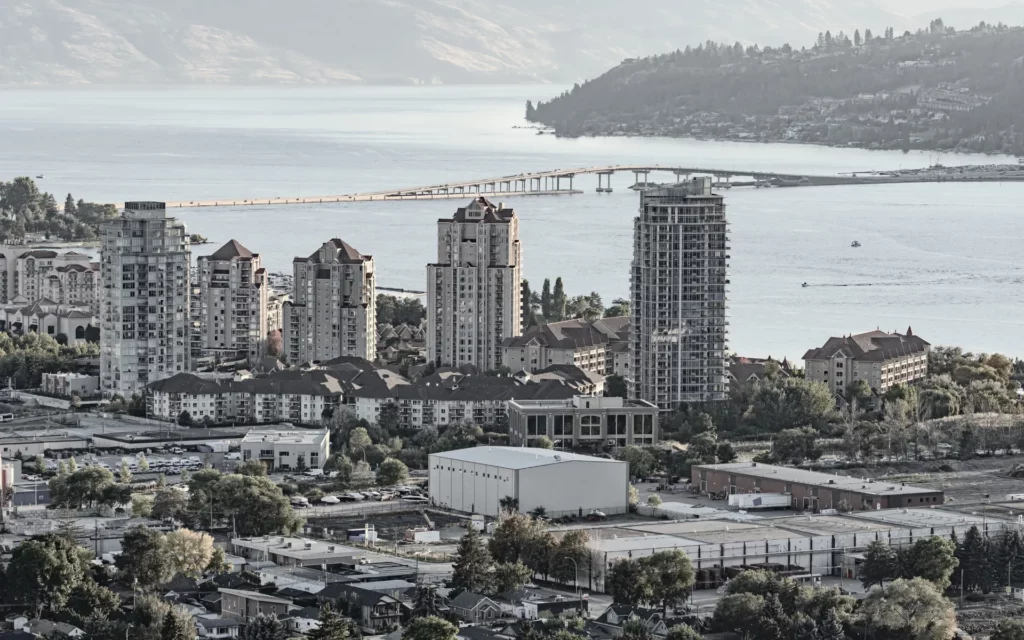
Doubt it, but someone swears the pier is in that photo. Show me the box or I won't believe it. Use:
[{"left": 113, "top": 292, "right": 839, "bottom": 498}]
[{"left": 154, "top": 163, "right": 1024, "bottom": 209}]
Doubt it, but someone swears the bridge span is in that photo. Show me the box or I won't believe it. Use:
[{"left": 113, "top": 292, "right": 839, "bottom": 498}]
[{"left": 156, "top": 163, "right": 1020, "bottom": 209}]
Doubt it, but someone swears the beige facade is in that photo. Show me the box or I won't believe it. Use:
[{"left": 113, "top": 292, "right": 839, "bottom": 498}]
[
  {"left": 0, "top": 299, "right": 94, "bottom": 345},
  {"left": 99, "top": 202, "right": 191, "bottom": 398},
  {"left": 0, "top": 249, "right": 99, "bottom": 313},
  {"left": 803, "top": 328, "right": 930, "bottom": 398},
  {"left": 508, "top": 396, "right": 659, "bottom": 448},
  {"left": 283, "top": 239, "right": 375, "bottom": 364},
  {"left": 193, "top": 240, "right": 268, "bottom": 364},
  {"left": 631, "top": 178, "right": 728, "bottom": 410},
  {"left": 427, "top": 198, "right": 522, "bottom": 371},
  {"left": 501, "top": 317, "right": 628, "bottom": 375}
]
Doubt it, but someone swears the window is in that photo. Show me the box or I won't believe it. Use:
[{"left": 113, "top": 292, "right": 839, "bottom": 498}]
[
  {"left": 279, "top": 451, "right": 290, "bottom": 457},
  {"left": 580, "top": 415, "right": 602, "bottom": 437},
  {"left": 553, "top": 414, "right": 574, "bottom": 436}
]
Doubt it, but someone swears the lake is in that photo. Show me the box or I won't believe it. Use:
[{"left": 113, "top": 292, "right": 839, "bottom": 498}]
[{"left": 1, "top": 85, "right": 1022, "bottom": 360}]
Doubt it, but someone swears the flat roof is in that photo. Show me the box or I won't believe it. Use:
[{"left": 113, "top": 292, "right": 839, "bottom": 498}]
[
  {"left": 242, "top": 429, "right": 328, "bottom": 445},
  {"left": 626, "top": 521, "right": 764, "bottom": 536},
  {"left": 232, "top": 537, "right": 364, "bottom": 559},
  {"left": 680, "top": 527, "right": 807, "bottom": 544},
  {"left": 589, "top": 534, "right": 700, "bottom": 552},
  {"left": 696, "top": 462, "right": 939, "bottom": 496},
  {"left": 508, "top": 397, "right": 658, "bottom": 411},
  {"left": 763, "top": 514, "right": 897, "bottom": 536},
  {"left": 848, "top": 508, "right": 1003, "bottom": 528},
  {"left": 96, "top": 430, "right": 247, "bottom": 443},
  {"left": 0, "top": 435, "right": 87, "bottom": 445},
  {"left": 429, "top": 446, "right": 622, "bottom": 470}
]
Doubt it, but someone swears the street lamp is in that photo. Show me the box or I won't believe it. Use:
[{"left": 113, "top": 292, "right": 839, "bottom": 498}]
[{"left": 561, "top": 556, "right": 581, "bottom": 613}]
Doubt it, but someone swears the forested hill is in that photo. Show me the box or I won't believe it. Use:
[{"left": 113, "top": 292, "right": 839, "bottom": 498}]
[{"left": 527, "top": 21, "right": 1024, "bottom": 155}]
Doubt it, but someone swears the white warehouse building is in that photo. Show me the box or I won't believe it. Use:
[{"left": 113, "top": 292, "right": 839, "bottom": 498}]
[{"left": 428, "top": 447, "right": 628, "bottom": 518}]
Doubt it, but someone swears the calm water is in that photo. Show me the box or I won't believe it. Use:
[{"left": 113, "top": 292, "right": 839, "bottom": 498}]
[{"left": 1, "top": 85, "right": 1022, "bottom": 360}]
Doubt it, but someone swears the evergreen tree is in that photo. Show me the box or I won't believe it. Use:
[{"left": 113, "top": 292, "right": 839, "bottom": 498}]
[
  {"left": 541, "top": 279, "right": 551, "bottom": 318},
  {"left": 960, "top": 525, "right": 993, "bottom": 593},
  {"left": 552, "top": 277, "right": 565, "bottom": 320},
  {"left": 160, "top": 606, "right": 197, "bottom": 640},
  {"left": 306, "top": 605, "right": 351, "bottom": 640},
  {"left": 815, "top": 607, "right": 845, "bottom": 640},
  {"left": 412, "top": 584, "right": 443, "bottom": 617},
  {"left": 758, "top": 594, "right": 789, "bottom": 640},
  {"left": 864, "top": 28, "right": 873, "bottom": 42},
  {"left": 854, "top": 30, "right": 862, "bottom": 46},
  {"left": 404, "top": 616, "right": 458, "bottom": 640},
  {"left": 448, "top": 527, "right": 493, "bottom": 595},
  {"left": 64, "top": 194, "right": 77, "bottom": 216},
  {"left": 860, "top": 541, "right": 897, "bottom": 589}
]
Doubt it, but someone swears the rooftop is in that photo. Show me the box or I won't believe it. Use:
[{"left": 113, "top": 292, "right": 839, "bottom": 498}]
[
  {"left": 207, "top": 239, "right": 255, "bottom": 262},
  {"left": 509, "top": 396, "right": 658, "bottom": 412},
  {"left": 802, "top": 328, "right": 930, "bottom": 362},
  {"left": 242, "top": 429, "right": 329, "bottom": 445},
  {"left": 589, "top": 534, "right": 700, "bottom": 553},
  {"left": 429, "top": 446, "right": 623, "bottom": 470},
  {"left": 695, "top": 462, "right": 939, "bottom": 497},
  {"left": 848, "top": 507, "right": 998, "bottom": 528}
]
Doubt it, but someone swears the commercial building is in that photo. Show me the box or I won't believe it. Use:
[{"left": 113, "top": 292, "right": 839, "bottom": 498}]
[
  {"left": 500, "top": 317, "right": 629, "bottom": 376},
  {"left": 0, "top": 249, "right": 99, "bottom": 313},
  {"left": 283, "top": 239, "right": 376, "bottom": 364},
  {"left": 631, "top": 178, "right": 728, "bottom": 410},
  {"left": 41, "top": 372, "right": 100, "bottom": 398},
  {"left": 691, "top": 462, "right": 944, "bottom": 511},
  {"left": 428, "top": 446, "right": 628, "bottom": 517},
  {"left": 803, "top": 328, "right": 930, "bottom": 399},
  {"left": 99, "top": 201, "right": 191, "bottom": 398},
  {"left": 193, "top": 240, "right": 269, "bottom": 365},
  {"left": 507, "top": 396, "right": 659, "bottom": 448},
  {"left": 0, "top": 435, "right": 89, "bottom": 458},
  {"left": 230, "top": 537, "right": 367, "bottom": 568},
  {"left": 0, "top": 299, "right": 95, "bottom": 345},
  {"left": 427, "top": 197, "right": 522, "bottom": 371},
  {"left": 240, "top": 428, "right": 330, "bottom": 471}
]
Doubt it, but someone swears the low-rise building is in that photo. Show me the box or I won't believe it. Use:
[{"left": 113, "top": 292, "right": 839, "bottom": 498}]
[
  {"left": 508, "top": 396, "right": 659, "bottom": 448},
  {"left": 0, "top": 435, "right": 89, "bottom": 458},
  {"left": 0, "top": 299, "right": 94, "bottom": 345},
  {"left": 231, "top": 537, "right": 365, "bottom": 568},
  {"left": 727, "top": 356, "right": 794, "bottom": 385},
  {"left": 219, "top": 588, "right": 294, "bottom": 622},
  {"left": 41, "top": 372, "right": 99, "bottom": 398},
  {"left": 428, "top": 446, "right": 629, "bottom": 518},
  {"left": 803, "top": 328, "right": 929, "bottom": 400},
  {"left": 240, "top": 428, "right": 330, "bottom": 472},
  {"left": 691, "top": 462, "right": 944, "bottom": 511},
  {"left": 317, "top": 584, "right": 405, "bottom": 633},
  {"left": 449, "top": 592, "right": 502, "bottom": 623}
]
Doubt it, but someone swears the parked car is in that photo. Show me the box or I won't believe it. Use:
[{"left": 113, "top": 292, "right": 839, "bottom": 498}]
[
  {"left": 320, "top": 495, "right": 340, "bottom": 504},
  {"left": 402, "top": 495, "right": 429, "bottom": 503}
]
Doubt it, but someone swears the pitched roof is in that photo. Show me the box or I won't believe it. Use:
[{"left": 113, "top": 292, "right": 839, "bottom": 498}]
[
  {"left": 299, "top": 239, "right": 369, "bottom": 265},
  {"left": 439, "top": 197, "right": 516, "bottom": 224},
  {"left": 803, "top": 330, "right": 931, "bottom": 362},
  {"left": 449, "top": 591, "right": 499, "bottom": 610},
  {"left": 18, "top": 250, "right": 58, "bottom": 259},
  {"left": 209, "top": 239, "right": 254, "bottom": 261},
  {"left": 502, "top": 319, "right": 609, "bottom": 350}
]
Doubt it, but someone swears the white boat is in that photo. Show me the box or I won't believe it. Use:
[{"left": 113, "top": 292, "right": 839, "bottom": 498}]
[
  {"left": 320, "top": 495, "right": 340, "bottom": 504},
  {"left": 851, "top": 241, "right": 862, "bottom": 248}
]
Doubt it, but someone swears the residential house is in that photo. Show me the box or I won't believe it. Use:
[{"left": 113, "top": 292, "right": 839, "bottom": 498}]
[
  {"left": 448, "top": 592, "right": 503, "bottom": 623},
  {"left": 285, "top": 607, "right": 323, "bottom": 635},
  {"left": 21, "top": 620, "right": 85, "bottom": 638},
  {"left": 318, "top": 584, "right": 404, "bottom": 633},
  {"left": 596, "top": 606, "right": 669, "bottom": 636},
  {"left": 727, "top": 356, "right": 794, "bottom": 385},
  {"left": 195, "top": 614, "right": 241, "bottom": 639},
  {"left": 219, "top": 588, "right": 294, "bottom": 621}
]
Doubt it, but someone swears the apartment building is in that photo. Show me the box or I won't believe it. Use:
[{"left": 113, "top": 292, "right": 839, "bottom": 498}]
[
  {"left": 427, "top": 197, "right": 522, "bottom": 371},
  {"left": 283, "top": 239, "right": 375, "bottom": 364},
  {"left": 508, "top": 396, "right": 659, "bottom": 448},
  {"left": 42, "top": 372, "right": 100, "bottom": 398},
  {"left": 99, "top": 202, "right": 190, "bottom": 398},
  {"left": 193, "top": 240, "right": 268, "bottom": 365},
  {"left": 240, "top": 428, "right": 330, "bottom": 472},
  {"left": 0, "top": 299, "right": 94, "bottom": 345},
  {"left": 0, "top": 249, "right": 99, "bottom": 313},
  {"left": 803, "top": 328, "right": 930, "bottom": 398},
  {"left": 501, "top": 316, "right": 629, "bottom": 375},
  {"left": 631, "top": 178, "right": 728, "bottom": 410}
]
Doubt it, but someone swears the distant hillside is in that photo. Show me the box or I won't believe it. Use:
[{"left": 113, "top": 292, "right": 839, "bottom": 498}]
[
  {"left": 0, "top": 0, "right": 921, "bottom": 85},
  {"left": 528, "top": 21, "right": 1024, "bottom": 155}
]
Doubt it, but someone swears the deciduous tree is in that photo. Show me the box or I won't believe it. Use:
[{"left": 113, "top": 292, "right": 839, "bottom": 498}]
[
  {"left": 859, "top": 578, "right": 955, "bottom": 640},
  {"left": 404, "top": 616, "right": 458, "bottom": 640}
]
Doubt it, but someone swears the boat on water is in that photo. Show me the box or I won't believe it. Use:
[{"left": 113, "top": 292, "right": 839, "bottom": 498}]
[
  {"left": 35, "top": 175, "right": 43, "bottom": 179},
  {"left": 802, "top": 282, "right": 809, "bottom": 288},
  {"left": 851, "top": 241, "right": 862, "bottom": 248}
]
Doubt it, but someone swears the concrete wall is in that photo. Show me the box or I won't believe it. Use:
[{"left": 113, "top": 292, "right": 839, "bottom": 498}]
[{"left": 428, "top": 453, "right": 515, "bottom": 516}]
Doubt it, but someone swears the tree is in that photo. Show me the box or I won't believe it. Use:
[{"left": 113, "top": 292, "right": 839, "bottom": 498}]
[
  {"left": 688, "top": 431, "right": 719, "bottom": 464},
  {"left": 66, "top": 580, "right": 121, "bottom": 623},
  {"left": 992, "top": 619, "right": 1024, "bottom": 640},
  {"left": 489, "top": 511, "right": 547, "bottom": 564},
  {"left": 120, "top": 460, "right": 133, "bottom": 484},
  {"left": 236, "top": 460, "right": 268, "bottom": 477},
  {"left": 854, "top": 29, "right": 862, "bottom": 46},
  {"left": 751, "top": 378, "right": 836, "bottom": 432},
  {"left": 403, "top": 616, "right": 458, "bottom": 640},
  {"left": 378, "top": 403, "right": 401, "bottom": 434},
  {"left": 151, "top": 488, "right": 189, "bottom": 521},
  {"left": 534, "top": 435, "right": 554, "bottom": 449},
  {"left": 758, "top": 593, "right": 789, "bottom": 640},
  {"left": 664, "top": 625, "right": 703, "bottom": 640},
  {"left": 772, "top": 427, "right": 822, "bottom": 465},
  {"left": 34, "top": 453, "right": 45, "bottom": 472},
  {"left": 177, "top": 410, "right": 193, "bottom": 427},
  {"left": 117, "top": 525, "right": 174, "bottom": 590},
  {"left": 138, "top": 453, "right": 150, "bottom": 472},
  {"left": 376, "top": 457, "right": 409, "bottom": 486},
  {"left": 644, "top": 550, "right": 695, "bottom": 616},
  {"left": 619, "top": 445, "right": 658, "bottom": 479},
  {"left": 499, "top": 495, "right": 519, "bottom": 512},
  {"left": 164, "top": 528, "right": 217, "bottom": 578},
  {"left": 551, "top": 530, "right": 590, "bottom": 585},
  {"left": 552, "top": 277, "right": 566, "bottom": 320},
  {"left": 348, "top": 427, "right": 372, "bottom": 454},
  {"left": 901, "top": 536, "right": 958, "bottom": 591},
  {"left": 958, "top": 525, "right": 992, "bottom": 593},
  {"left": 160, "top": 605, "right": 197, "bottom": 640},
  {"left": 712, "top": 593, "right": 764, "bottom": 635},
  {"left": 816, "top": 607, "right": 846, "bottom": 640},
  {"left": 448, "top": 527, "right": 493, "bottom": 595},
  {"left": 7, "top": 534, "right": 92, "bottom": 615},
  {"left": 239, "top": 614, "right": 287, "bottom": 640},
  {"left": 605, "top": 375, "right": 628, "bottom": 398},
  {"left": 306, "top": 605, "right": 353, "bottom": 640},
  {"left": 859, "top": 578, "right": 955, "bottom": 640},
  {"left": 861, "top": 541, "right": 898, "bottom": 589},
  {"left": 647, "top": 494, "right": 662, "bottom": 507},
  {"left": 606, "top": 558, "right": 653, "bottom": 607},
  {"left": 412, "top": 584, "right": 444, "bottom": 617},
  {"left": 132, "top": 494, "right": 154, "bottom": 518},
  {"left": 295, "top": 453, "right": 308, "bottom": 473},
  {"left": 492, "top": 561, "right": 533, "bottom": 596},
  {"left": 620, "top": 619, "right": 654, "bottom": 640},
  {"left": 68, "top": 456, "right": 78, "bottom": 472},
  {"left": 716, "top": 442, "right": 737, "bottom": 463}
]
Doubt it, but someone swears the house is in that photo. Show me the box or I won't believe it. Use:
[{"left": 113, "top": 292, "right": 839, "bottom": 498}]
[
  {"left": 726, "top": 356, "right": 794, "bottom": 384},
  {"left": 22, "top": 620, "right": 85, "bottom": 638},
  {"left": 522, "top": 596, "right": 588, "bottom": 620},
  {"left": 219, "top": 588, "right": 295, "bottom": 621},
  {"left": 195, "top": 614, "right": 241, "bottom": 639},
  {"left": 285, "top": 606, "right": 323, "bottom": 634},
  {"left": 318, "top": 584, "right": 404, "bottom": 633},
  {"left": 449, "top": 592, "right": 504, "bottom": 623},
  {"left": 596, "top": 606, "right": 669, "bottom": 635}
]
